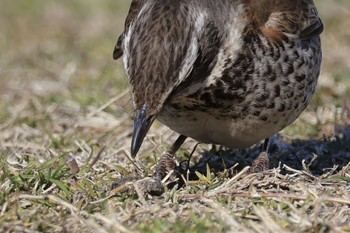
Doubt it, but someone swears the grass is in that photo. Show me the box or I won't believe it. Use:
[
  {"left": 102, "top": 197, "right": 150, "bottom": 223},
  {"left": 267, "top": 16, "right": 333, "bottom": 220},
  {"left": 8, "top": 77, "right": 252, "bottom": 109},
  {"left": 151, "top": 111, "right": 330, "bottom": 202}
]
[{"left": 0, "top": 0, "right": 350, "bottom": 232}]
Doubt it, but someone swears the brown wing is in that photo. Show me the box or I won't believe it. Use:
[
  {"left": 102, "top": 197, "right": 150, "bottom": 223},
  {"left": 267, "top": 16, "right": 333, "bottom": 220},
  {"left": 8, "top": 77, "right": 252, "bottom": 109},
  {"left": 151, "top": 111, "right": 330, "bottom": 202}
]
[
  {"left": 246, "top": 0, "right": 323, "bottom": 43},
  {"left": 299, "top": 7, "right": 324, "bottom": 40},
  {"left": 113, "top": 36, "right": 124, "bottom": 60},
  {"left": 113, "top": 0, "right": 143, "bottom": 60}
]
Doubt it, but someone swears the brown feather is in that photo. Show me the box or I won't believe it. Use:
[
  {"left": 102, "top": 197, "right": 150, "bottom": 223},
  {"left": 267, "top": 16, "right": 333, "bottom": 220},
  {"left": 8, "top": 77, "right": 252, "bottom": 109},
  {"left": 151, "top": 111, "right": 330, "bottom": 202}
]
[
  {"left": 245, "top": 0, "right": 323, "bottom": 43},
  {"left": 113, "top": 0, "right": 144, "bottom": 60}
]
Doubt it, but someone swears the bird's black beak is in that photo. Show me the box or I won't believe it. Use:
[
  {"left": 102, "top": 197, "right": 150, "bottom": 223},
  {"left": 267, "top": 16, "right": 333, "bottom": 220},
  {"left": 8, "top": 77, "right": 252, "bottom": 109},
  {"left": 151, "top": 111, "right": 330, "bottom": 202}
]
[{"left": 131, "top": 104, "right": 156, "bottom": 157}]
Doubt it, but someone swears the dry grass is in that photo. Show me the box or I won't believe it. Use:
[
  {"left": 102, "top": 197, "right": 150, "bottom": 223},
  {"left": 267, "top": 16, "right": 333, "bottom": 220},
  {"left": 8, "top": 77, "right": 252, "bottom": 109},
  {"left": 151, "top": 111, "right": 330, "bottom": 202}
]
[{"left": 0, "top": 0, "right": 350, "bottom": 232}]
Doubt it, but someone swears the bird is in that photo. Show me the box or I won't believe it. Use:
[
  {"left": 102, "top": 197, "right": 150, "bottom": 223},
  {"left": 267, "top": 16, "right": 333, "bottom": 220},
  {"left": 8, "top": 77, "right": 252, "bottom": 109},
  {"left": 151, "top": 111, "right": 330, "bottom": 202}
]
[{"left": 113, "top": 0, "right": 323, "bottom": 184}]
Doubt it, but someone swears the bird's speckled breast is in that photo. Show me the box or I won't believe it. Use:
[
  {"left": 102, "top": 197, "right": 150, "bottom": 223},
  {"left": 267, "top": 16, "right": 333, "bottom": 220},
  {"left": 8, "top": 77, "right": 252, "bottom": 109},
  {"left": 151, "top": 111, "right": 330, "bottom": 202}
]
[{"left": 158, "top": 34, "right": 322, "bottom": 149}]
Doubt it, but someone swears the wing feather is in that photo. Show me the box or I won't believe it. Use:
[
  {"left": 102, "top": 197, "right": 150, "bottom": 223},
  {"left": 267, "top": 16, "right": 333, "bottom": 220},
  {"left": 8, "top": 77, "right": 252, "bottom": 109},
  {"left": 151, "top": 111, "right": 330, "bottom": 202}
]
[
  {"left": 113, "top": 0, "right": 143, "bottom": 60},
  {"left": 247, "top": 0, "right": 323, "bottom": 43}
]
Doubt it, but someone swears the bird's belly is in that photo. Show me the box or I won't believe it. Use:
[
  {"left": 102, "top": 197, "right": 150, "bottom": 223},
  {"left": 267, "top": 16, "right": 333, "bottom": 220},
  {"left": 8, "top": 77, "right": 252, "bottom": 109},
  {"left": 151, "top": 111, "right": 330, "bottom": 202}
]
[{"left": 157, "top": 108, "right": 297, "bottom": 149}]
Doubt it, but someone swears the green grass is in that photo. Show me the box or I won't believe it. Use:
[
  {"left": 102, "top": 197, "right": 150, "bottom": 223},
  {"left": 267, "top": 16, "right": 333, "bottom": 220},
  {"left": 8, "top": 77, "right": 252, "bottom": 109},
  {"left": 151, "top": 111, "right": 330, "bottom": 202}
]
[{"left": 0, "top": 0, "right": 350, "bottom": 232}]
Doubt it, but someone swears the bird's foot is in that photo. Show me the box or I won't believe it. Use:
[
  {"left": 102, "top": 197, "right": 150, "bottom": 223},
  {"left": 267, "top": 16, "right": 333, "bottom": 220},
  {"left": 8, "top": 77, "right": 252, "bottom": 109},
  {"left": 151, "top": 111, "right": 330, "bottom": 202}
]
[
  {"left": 248, "top": 137, "right": 271, "bottom": 173},
  {"left": 249, "top": 151, "right": 269, "bottom": 173},
  {"left": 112, "top": 135, "right": 187, "bottom": 196},
  {"left": 111, "top": 152, "right": 178, "bottom": 196},
  {"left": 152, "top": 152, "right": 177, "bottom": 180}
]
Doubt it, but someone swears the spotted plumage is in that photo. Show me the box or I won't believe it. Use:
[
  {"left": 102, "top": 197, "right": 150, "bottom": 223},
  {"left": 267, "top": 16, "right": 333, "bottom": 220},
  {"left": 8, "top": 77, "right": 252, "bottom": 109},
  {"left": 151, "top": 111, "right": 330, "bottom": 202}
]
[{"left": 114, "top": 0, "right": 323, "bottom": 175}]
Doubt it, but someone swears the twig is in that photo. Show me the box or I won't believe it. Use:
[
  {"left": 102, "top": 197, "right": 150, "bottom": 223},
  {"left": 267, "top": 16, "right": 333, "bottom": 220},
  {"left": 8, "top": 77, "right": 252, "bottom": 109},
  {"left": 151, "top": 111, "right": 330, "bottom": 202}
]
[
  {"left": 17, "top": 194, "right": 79, "bottom": 212},
  {"left": 121, "top": 149, "right": 143, "bottom": 173},
  {"left": 283, "top": 164, "right": 318, "bottom": 180},
  {"left": 179, "top": 192, "right": 350, "bottom": 205},
  {"left": 87, "top": 89, "right": 129, "bottom": 118},
  {"left": 90, "top": 145, "right": 106, "bottom": 168},
  {"left": 1, "top": 202, "right": 8, "bottom": 216},
  {"left": 228, "top": 192, "right": 350, "bottom": 205},
  {"left": 206, "top": 166, "right": 251, "bottom": 197},
  {"left": 90, "top": 194, "right": 115, "bottom": 205},
  {"left": 253, "top": 205, "right": 283, "bottom": 232},
  {"left": 92, "top": 213, "right": 133, "bottom": 233}
]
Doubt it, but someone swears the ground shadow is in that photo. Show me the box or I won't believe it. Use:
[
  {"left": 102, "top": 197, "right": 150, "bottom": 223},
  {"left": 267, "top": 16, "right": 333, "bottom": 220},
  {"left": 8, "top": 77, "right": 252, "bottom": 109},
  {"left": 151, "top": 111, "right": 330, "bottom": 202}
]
[{"left": 183, "top": 125, "right": 350, "bottom": 179}]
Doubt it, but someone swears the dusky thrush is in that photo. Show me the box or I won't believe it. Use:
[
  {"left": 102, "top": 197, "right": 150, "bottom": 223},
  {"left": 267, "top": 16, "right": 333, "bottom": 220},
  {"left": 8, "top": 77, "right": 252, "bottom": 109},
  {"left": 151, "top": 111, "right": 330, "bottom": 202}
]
[{"left": 113, "top": 0, "right": 323, "bottom": 185}]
